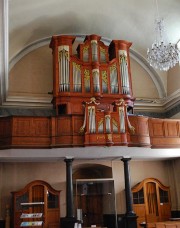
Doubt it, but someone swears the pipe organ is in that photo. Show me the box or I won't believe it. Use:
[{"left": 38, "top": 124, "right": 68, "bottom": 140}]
[
  {"left": 49, "top": 34, "right": 135, "bottom": 146},
  {"left": 1, "top": 34, "right": 180, "bottom": 149}
]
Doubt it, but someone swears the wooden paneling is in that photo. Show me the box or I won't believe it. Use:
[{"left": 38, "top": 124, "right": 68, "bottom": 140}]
[
  {"left": 164, "top": 122, "right": 179, "bottom": 137},
  {"left": 56, "top": 117, "right": 72, "bottom": 135},
  {"left": 46, "top": 210, "right": 60, "bottom": 228},
  {"left": 71, "top": 103, "right": 83, "bottom": 114},
  {"left": 128, "top": 115, "right": 150, "bottom": 147},
  {"left": 133, "top": 204, "right": 146, "bottom": 228},
  {"left": 13, "top": 117, "right": 50, "bottom": 136},
  {"left": 0, "top": 117, "right": 12, "bottom": 147},
  {"left": 149, "top": 118, "right": 180, "bottom": 148},
  {"left": 55, "top": 136, "right": 73, "bottom": 145},
  {"left": 0, "top": 115, "right": 180, "bottom": 148},
  {"left": 72, "top": 116, "right": 84, "bottom": 134},
  {"left": 132, "top": 178, "right": 171, "bottom": 228},
  {"left": 0, "top": 117, "right": 12, "bottom": 136},
  {"left": 11, "top": 180, "right": 61, "bottom": 228},
  {"left": 160, "top": 204, "right": 171, "bottom": 221}
]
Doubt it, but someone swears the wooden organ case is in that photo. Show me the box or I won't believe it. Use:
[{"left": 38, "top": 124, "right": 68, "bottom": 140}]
[
  {"left": 132, "top": 178, "right": 171, "bottom": 228},
  {"left": 11, "top": 180, "right": 61, "bottom": 228},
  {"left": 49, "top": 34, "right": 135, "bottom": 146}
]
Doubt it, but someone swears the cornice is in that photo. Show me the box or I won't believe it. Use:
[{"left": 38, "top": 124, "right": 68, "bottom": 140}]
[{"left": 1, "top": 91, "right": 180, "bottom": 116}]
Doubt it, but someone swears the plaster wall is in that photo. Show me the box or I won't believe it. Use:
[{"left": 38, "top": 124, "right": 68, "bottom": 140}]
[
  {"left": 130, "top": 58, "right": 159, "bottom": 98},
  {"left": 9, "top": 45, "right": 160, "bottom": 100},
  {"left": 167, "top": 64, "right": 180, "bottom": 96},
  {"left": 9, "top": 46, "right": 53, "bottom": 98},
  {"left": 0, "top": 159, "right": 179, "bottom": 220}
]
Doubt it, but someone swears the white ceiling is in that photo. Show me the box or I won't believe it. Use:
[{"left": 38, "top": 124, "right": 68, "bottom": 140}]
[
  {"left": 0, "top": 147, "right": 180, "bottom": 162},
  {"left": 9, "top": 0, "right": 180, "bottom": 60},
  {"left": 1, "top": 0, "right": 179, "bottom": 162}
]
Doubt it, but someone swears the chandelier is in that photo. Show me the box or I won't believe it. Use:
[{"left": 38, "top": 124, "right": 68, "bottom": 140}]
[{"left": 147, "top": 1, "right": 180, "bottom": 71}]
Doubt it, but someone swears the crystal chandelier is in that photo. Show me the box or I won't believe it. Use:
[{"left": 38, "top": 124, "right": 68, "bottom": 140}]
[{"left": 147, "top": 1, "right": 180, "bottom": 71}]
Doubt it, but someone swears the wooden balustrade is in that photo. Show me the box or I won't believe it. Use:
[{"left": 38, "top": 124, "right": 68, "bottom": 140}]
[
  {"left": 149, "top": 118, "right": 180, "bottom": 148},
  {"left": 0, "top": 115, "right": 180, "bottom": 149}
]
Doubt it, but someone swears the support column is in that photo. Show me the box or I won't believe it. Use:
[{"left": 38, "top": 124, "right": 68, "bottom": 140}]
[
  {"left": 61, "top": 157, "right": 77, "bottom": 228},
  {"left": 65, "top": 157, "right": 74, "bottom": 218},
  {"left": 121, "top": 157, "right": 137, "bottom": 228},
  {"left": 0, "top": 0, "right": 8, "bottom": 105}
]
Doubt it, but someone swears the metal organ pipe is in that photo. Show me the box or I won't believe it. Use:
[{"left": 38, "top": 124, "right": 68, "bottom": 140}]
[
  {"left": 119, "top": 107, "right": 125, "bottom": 133},
  {"left": 119, "top": 50, "right": 130, "bottom": 95},
  {"left": 105, "top": 114, "right": 111, "bottom": 133},
  {"left": 58, "top": 46, "right": 70, "bottom": 92}
]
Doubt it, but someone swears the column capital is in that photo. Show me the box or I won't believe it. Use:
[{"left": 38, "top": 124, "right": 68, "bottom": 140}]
[
  {"left": 121, "top": 157, "right": 131, "bottom": 162},
  {"left": 64, "top": 157, "right": 74, "bottom": 163}
]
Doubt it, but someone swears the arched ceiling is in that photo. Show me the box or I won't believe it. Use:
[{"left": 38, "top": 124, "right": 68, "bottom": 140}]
[{"left": 9, "top": 0, "right": 180, "bottom": 60}]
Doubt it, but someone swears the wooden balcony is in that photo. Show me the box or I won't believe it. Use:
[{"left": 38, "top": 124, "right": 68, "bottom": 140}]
[{"left": 0, "top": 115, "right": 180, "bottom": 149}]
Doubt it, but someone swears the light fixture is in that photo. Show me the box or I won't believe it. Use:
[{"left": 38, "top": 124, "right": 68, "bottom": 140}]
[{"left": 147, "top": 0, "right": 180, "bottom": 71}]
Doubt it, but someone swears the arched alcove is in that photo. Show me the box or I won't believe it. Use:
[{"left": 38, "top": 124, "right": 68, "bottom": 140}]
[
  {"left": 73, "top": 164, "right": 117, "bottom": 228},
  {"left": 73, "top": 163, "right": 113, "bottom": 179}
]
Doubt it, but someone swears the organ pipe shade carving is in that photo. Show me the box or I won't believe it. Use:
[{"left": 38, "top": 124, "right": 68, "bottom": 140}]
[
  {"left": 101, "top": 70, "right": 108, "bottom": 93},
  {"left": 119, "top": 50, "right": 130, "bottom": 95},
  {"left": 110, "top": 64, "right": 118, "bottom": 94},
  {"left": 83, "top": 46, "right": 89, "bottom": 62},
  {"left": 84, "top": 69, "right": 90, "bottom": 92},
  {"left": 58, "top": 45, "right": 70, "bottom": 92},
  {"left": 112, "top": 118, "right": 118, "bottom": 133},
  {"left": 100, "top": 47, "right": 106, "bottom": 63},
  {"left": 73, "top": 62, "right": 81, "bottom": 92},
  {"left": 98, "top": 118, "right": 104, "bottom": 133}
]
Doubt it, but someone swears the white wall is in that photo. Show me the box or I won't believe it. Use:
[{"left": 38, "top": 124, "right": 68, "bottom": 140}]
[{"left": 0, "top": 159, "right": 179, "bottom": 220}]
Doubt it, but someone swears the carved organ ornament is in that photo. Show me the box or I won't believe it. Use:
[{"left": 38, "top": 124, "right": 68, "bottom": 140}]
[{"left": 49, "top": 34, "right": 135, "bottom": 146}]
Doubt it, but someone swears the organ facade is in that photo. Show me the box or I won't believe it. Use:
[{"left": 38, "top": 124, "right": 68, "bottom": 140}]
[
  {"left": 49, "top": 34, "right": 135, "bottom": 146},
  {"left": 0, "top": 34, "right": 180, "bottom": 149}
]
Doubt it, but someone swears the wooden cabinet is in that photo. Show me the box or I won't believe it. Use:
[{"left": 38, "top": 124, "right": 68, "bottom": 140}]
[
  {"left": 20, "top": 202, "right": 44, "bottom": 227},
  {"left": 132, "top": 178, "right": 171, "bottom": 228},
  {"left": 11, "top": 180, "right": 61, "bottom": 228}
]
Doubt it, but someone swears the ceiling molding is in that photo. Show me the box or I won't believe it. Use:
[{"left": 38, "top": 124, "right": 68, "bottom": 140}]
[
  {"left": 163, "top": 89, "right": 180, "bottom": 111},
  {"left": 1, "top": 91, "right": 180, "bottom": 115}
]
